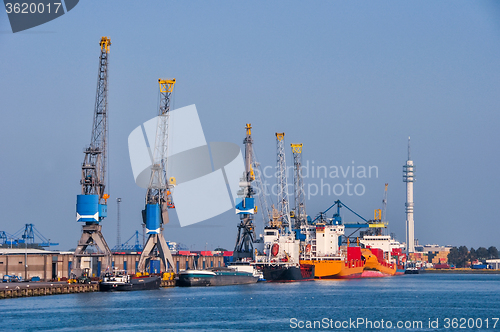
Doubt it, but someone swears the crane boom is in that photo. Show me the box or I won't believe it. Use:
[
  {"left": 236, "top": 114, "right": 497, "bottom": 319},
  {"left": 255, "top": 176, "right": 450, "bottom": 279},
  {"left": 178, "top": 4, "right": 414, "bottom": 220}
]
[
  {"left": 252, "top": 158, "right": 272, "bottom": 226},
  {"left": 81, "top": 37, "right": 110, "bottom": 202}
]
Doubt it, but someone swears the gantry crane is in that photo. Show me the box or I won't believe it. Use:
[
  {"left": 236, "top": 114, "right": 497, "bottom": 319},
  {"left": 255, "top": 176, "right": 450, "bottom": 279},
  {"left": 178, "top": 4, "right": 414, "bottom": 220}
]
[
  {"left": 73, "top": 37, "right": 112, "bottom": 277},
  {"left": 234, "top": 124, "right": 257, "bottom": 260},
  {"left": 137, "top": 78, "right": 176, "bottom": 273}
]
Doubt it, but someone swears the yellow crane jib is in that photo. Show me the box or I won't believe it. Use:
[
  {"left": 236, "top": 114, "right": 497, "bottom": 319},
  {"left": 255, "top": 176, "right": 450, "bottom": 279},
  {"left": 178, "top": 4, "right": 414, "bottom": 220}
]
[
  {"left": 100, "top": 37, "right": 111, "bottom": 53},
  {"left": 291, "top": 143, "right": 303, "bottom": 154},
  {"left": 276, "top": 132, "right": 285, "bottom": 141},
  {"left": 159, "top": 78, "right": 176, "bottom": 93},
  {"left": 245, "top": 123, "right": 252, "bottom": 135},
  {"left": 369, "top": 223, "right": 386, "bottom": 228},
  {"left": 374, "top": 209, "right": 382, "bottom": 221}
]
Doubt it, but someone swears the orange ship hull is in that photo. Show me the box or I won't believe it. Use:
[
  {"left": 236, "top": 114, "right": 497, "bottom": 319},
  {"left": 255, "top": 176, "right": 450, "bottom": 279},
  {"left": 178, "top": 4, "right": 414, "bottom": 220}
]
[
  {"left": 300, "top": 259, "right": 364, "bottom": 279},
  {"left": 361, "top": 248, "right": 402, "bottom": 276},
  {"left": 337, "top": 260, "right": 365, "bottom": 279}
]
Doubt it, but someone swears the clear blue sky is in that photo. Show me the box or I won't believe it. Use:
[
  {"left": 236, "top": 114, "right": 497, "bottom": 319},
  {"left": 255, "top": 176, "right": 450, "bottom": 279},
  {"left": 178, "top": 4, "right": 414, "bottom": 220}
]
[{"left": 0, "top": 1, "right": 499, "bottom": 250}]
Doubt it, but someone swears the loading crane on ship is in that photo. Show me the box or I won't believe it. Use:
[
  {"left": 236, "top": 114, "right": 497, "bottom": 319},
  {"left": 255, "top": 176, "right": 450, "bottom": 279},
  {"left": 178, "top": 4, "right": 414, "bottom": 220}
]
[
  {"left": 360, "top": 183, "right": 389, "bottom": 237},
  {"left": 73, "top": 37, "right": 112, "bottom": 277},
  {"left": 137, "top": 78, "right": 176, "bottom": 273},
  {"left": 311, "top": 199, "right": 386, "bottom": 243}
]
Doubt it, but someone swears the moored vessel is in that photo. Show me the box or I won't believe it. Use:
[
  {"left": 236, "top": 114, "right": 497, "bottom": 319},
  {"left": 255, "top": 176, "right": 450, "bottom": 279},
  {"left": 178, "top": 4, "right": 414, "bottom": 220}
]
[
  {"left": 254, "top": 226, "right": 313, "bottom": 281},
  {"left": 405, "top": 261, "right": 419, "bottom": 274},
  {"left": 300, "top": 222, "right": 364, "bottom": 279},
  {"left": 177, "top": 265, "right": 259, "bottom": 287},
  {"left": 99, "top": 271, "right": 161, "bottom": 291},
  {"left": 359, "top": 235, "right": 406, "bottom": 276}
]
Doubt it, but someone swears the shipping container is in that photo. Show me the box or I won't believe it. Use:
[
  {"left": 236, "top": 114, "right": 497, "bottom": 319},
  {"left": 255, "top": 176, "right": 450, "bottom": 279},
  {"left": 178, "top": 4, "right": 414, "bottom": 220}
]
[
  {"left": 348, "top": 246, "right": 362, "bottom": 261},
  {"left": 471, "top": 264, "right": 488, "bottom": 269},
  {"left": 434, "top": 263, "right": 451, "bottom": 269},
  {"left": 370, "top": 248, "right": 384, "bottom": 262}
]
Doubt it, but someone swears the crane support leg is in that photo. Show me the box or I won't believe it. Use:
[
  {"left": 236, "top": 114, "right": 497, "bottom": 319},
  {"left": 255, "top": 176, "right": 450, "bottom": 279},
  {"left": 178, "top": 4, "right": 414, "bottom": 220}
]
[
  {"left": 234, "top": 218, "right": 255, "bottom": 260},
  {"left": 72, "top": 224, "right": 111, "bottom": 277},
  {"left": 138, "top": 232, "right": 174, "bottom": 272}
]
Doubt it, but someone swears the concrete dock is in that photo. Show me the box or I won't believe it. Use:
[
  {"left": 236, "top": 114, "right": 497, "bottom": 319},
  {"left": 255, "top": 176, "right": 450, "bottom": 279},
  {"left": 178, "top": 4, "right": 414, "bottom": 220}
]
[
  {"left": 420, "top": 268, "right": 500, "bottom": 274},
  {"left": 0, "top": 278, "right": 177, "bottom": 299},
  {"left": 0, "top": 282, "right": 99, "bottom": 299}
]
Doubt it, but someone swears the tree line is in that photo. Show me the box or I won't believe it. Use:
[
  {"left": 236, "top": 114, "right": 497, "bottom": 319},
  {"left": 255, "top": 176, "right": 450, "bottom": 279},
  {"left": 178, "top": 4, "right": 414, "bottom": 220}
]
[{"left": 447, "top": 246, "right": 499, "bottom": 268}]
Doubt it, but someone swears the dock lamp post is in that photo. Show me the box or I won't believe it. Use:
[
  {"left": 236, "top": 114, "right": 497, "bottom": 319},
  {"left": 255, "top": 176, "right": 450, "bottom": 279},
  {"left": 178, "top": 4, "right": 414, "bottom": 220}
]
[{"left": 25, "top": 238, "right": 28, "bottom": 281}]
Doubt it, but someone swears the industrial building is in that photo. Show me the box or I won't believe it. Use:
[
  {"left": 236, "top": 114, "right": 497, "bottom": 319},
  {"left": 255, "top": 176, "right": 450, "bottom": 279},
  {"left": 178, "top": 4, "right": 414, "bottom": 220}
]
[
  {"left": 0, "top": 249, "right": 225, "bottom": 281},
  {"left": 486, "top": 259, "right": 500, "bottom": 270}
]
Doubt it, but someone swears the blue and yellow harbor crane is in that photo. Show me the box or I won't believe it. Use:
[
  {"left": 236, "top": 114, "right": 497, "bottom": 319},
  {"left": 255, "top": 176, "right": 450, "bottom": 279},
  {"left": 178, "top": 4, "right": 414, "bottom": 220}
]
[
  {"left": 73, "top": 37, "right": 112, "bottom": 277},
  {"left": 137, "top": 79, "right": 176, "bottom": 273},
  {"left": 233, "top": 124, "right": 257, "bottom": 260}
]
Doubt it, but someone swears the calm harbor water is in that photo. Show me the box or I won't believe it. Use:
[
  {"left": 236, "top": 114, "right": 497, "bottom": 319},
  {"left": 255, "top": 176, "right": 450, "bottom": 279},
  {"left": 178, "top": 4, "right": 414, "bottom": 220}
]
[{"left": 1, "top": 273, "right": 499, "bottom": 331}]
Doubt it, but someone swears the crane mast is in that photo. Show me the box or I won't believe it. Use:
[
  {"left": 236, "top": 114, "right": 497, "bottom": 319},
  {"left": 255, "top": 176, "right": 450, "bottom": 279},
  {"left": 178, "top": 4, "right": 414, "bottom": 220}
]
[
  {"left": 73, "top": 37, "right": 112, "bottom": 277},
  {"left": 276, "top": 133, "right": 291, "bottom": 233},
  {"left": 291, "top": 143, "right": 306, "bottom": 228},
  {"left": 233, "top": 124, "right": 256, "bottom": 260},
  {"left": 81, "top": 38, "right": 110, "bottom": 199},
  {"left": 137, "top": 78, "right": 176, "bottom": 273},
  {"left": 382, "top": 183, "right": 388, "bottom": 225}
]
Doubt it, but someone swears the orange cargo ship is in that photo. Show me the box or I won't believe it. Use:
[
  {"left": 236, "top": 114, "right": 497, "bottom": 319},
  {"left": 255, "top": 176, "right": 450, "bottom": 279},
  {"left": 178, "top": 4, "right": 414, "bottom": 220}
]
[
  {"left": 300, "top": 223, "right": 365, "bottom": 279},
  {"left": 361, "top": 248, "right": 403, "bottom": 276},
  {"left": 358, "top": 236, "right": 406, "bottom": 276}
]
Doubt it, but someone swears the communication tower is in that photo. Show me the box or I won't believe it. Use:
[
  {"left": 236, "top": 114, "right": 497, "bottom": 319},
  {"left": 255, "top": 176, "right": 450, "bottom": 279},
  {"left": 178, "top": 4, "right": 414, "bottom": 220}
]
[{"left": 403, "top": 137, "right": 415, "bottom": 253}]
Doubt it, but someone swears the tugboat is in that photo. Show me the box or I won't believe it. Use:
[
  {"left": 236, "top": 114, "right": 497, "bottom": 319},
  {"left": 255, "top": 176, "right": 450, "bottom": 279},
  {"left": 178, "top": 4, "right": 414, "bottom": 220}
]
[
  {"left": 99, "top": 271, "right": 161, "bottom": 291},
  {"left": 405, "top": 261, "right": 419, "bottom": 274}
]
